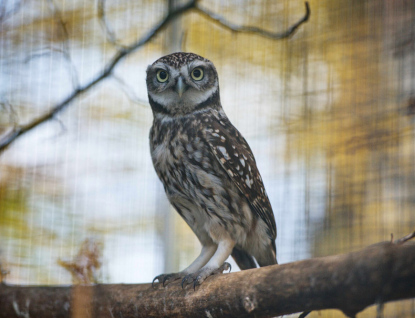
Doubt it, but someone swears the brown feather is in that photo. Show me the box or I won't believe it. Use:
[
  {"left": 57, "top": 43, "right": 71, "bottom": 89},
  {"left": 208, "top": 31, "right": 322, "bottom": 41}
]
[{"left": 202, "top": 110, "right": 277, "bottom": 242}]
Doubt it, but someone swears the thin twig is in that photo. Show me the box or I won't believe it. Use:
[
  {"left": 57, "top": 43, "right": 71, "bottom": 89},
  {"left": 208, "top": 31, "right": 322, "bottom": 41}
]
[
  {"left": 394, "top": 231, "right": 415, "bottom": 245},
  {"left": 194, "top": 2, "right": 310, "bottom": 40},
  {"left": 97, "top": 0, "right": 126, "bottom": 49},
  {"left": 0, "top": 0, "right": 24, "bottom": 24},
  {"left": 0, "top": 0, "right": 198, "bottom": 153},
  {"left": 111, "top": 76, "right": 148, "bottom": 107},
  {"left": 0, "top": 0, "right": 311, "bottom": 153},
  {"left": 0, "top": 98, "right": 18, "bottom": 129},
  {"left": 47, "top": 0, "right": 80, "bottom": 89}
]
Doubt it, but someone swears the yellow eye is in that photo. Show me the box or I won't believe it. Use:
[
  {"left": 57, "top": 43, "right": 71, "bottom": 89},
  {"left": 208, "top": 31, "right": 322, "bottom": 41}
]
[
  {"left": 191, "top": 67, "right": 204, "bottom": 81},
  {"left": 156, "top": 70, "right": 169, "bottom": 83}
]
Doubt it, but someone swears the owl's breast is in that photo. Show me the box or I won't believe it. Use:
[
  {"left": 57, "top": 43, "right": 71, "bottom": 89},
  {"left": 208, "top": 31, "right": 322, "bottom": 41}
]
[{"left": 150, "top": 120, "right": 202, "bottom": 190}]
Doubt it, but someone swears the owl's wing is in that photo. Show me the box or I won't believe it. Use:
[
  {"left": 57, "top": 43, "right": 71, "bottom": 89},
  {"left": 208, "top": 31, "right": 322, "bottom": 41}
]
[{"left": 204, "top": 112, "right": 277, "bottom": 240}]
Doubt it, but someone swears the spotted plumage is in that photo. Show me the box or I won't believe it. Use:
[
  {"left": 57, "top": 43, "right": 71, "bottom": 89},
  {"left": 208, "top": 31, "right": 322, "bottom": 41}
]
[{"left": 147, "top": 52, "right": 277, "bottom": 288}]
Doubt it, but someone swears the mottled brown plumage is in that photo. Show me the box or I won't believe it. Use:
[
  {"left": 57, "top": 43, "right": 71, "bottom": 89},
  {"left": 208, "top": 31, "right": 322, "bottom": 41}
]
[{"left": 147, "top": 52, "right": 277, "bottom": 288}]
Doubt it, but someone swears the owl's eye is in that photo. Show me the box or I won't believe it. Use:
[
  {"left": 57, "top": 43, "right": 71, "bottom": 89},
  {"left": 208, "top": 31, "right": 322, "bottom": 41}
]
[
  {"left": 191, "top": 68, "right": 204, "bottom": 81},
  {"left": 156, "top": 70, "right": 169, "bottom": 83}
]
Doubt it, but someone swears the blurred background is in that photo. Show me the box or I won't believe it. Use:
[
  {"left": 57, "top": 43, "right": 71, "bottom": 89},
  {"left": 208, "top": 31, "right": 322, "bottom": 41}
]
[{"left": 1, "top": 0, "right": 414, "bottom": 317}]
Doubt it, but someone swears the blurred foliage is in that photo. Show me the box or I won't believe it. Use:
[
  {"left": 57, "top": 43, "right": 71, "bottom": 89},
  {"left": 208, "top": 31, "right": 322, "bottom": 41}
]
[
  {"left": 0, "top": 0, "right": 415, "bottom": 316},
  {"left": 58, "top": 238, "right": 103, "bottom": 284}
]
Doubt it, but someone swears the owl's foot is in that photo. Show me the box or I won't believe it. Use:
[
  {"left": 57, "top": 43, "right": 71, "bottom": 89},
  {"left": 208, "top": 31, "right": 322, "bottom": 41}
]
[
  {"left": 152, "top": 272, "right": 184, "bottom": 288},
  {"left": 181, "top": 262, "right": 231, "bottom": 290}
]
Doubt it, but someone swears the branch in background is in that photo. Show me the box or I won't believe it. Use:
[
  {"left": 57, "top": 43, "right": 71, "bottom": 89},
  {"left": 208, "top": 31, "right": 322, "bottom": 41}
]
[
  {"left": 97, "top": 0, "right": 126, "bottom": 49},
  {"left": 111, "top": 75, "right": 149, "bottom": 107},
  {"left": 47, "top": 0, "right": 80, "bottom": 89},
  {"left": 0, "top": 233, "right": 414, "bottom": 318},
  {"left": 0, "top": 0, "right": 24, "bottom": 24},
  {"left": 0, "top": 0, "right": 198, "bottom": 153},
  {"left": 0, "top": 98, "right": 18, "bottom": 130},
  {"left": 195, "top": 2, "right": 310, "bottom": 40},
  {"left": 0, "top": 0, "right": 310, "bottom": 154}
]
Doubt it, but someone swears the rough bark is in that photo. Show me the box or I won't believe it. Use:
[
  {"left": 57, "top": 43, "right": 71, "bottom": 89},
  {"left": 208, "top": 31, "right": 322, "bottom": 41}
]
[{"left": 0, "top": 239, "right": 414, "bottom": 318}]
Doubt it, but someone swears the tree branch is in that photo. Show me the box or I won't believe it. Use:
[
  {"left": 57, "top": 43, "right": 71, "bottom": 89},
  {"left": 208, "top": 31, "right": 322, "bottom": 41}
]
[
  {"left": 0, "top": 0, "right": 310, "bottom": 154},
  {"left": 194, "top": 2, "right": 310, "bottom": 40},
  {"left": 97, "top": 0, "right": 126, "bottom": 49},
  {"left": 47, "top": 0, "right": 80, "bottom": 89},
  {"left": 0, "top": 0, "right": 24, "bottom": 24},
  {"left": 0, "top": 0, "right": 198, "bottom": 154},
  {"left": 0, "top": 233, "right": 414, "bottom": 318}
]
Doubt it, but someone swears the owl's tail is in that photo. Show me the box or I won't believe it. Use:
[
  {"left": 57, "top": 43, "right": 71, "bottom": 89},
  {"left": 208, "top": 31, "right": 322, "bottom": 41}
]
[{"left": 231, "top": 247, "right": 257, "bottom": 270}]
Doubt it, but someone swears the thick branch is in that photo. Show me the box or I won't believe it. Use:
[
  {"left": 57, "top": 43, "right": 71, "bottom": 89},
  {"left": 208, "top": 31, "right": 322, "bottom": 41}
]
[
  {"left": 0, "top": 1, "right": 310, "bottom": 154},
  {"left": 1, "top": 237, "right": 414, "bottom": 318}
]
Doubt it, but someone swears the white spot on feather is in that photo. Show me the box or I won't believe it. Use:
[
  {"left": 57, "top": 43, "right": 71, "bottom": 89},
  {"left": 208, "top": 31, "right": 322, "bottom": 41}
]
[
  {"left": 245, "top": 175, "right": 252, "bottom": 188},
  {"left": 217, "top": 146, "right": 230, "bottom": 160},
  {"left": 240, "top": 158, "right": 245, "bottom": 167}
]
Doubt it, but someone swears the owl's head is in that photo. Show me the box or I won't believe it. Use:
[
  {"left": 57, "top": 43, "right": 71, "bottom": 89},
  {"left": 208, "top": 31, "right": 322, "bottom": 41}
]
[{"left": 146, "top": 52, "right": 221, "bottom": 117}]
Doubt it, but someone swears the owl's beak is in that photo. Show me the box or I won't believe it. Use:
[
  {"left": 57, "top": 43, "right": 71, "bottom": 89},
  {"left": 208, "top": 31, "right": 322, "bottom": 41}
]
[{"left": 176, "top": 77, "right": 185, "bottom": 98}]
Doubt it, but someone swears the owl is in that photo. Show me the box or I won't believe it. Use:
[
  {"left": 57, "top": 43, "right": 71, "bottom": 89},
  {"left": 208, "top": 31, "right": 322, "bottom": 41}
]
[{"left": 147, "top": 52, "right": 277, "bottom": 288}]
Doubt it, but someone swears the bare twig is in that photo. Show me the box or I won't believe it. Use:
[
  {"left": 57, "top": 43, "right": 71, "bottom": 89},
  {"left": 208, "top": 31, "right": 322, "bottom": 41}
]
[
  {"left": 194, "top": 2, "right": 310, "bottom": 40},
  {"left": 0, "top": 0, "right": 24, "bottom": 24},
  {"left": 111, "top": 75, "right": 148, "bottom": 107},
  {"left": 97, "top": 0, "right": 126, "bottom": 49},
  {"left": 0, "top": 0, "right": 198, "bottom": 153},
  {"left": 0, "top": 98, "right": 18, "bottom": 129},
  {"left": 0, "top": 0, "right": 311, "bottom": 153},
  {"left": 47, "top": 0, "right": 80, "bottom": 89},
  {"left": 23, "top": 45, "right": 79, "bottom": 89},
  {"left": 394, "top": 231, "right": 415, "bottom": 245}
]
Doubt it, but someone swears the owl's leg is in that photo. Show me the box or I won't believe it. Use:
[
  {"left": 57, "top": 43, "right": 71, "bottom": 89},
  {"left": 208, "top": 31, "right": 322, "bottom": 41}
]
[
  {"left": 181, "top": 238, "right": 235, "bottom": 289},
  {"left": 152, "top": 244, "right": 217, "bottom": 287}
]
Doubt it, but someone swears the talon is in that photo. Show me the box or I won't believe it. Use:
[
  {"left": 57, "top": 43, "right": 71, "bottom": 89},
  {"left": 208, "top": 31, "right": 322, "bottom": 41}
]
[
  {"left": 162, "top": 276, "right": 169, "bottom": 287},
  {"left": 152, "top": 276, "right": 161, "bottom": 288},
  {"left": 222, "top": 262, "right": 231, "bottom": 273},
  {"left": 181, "top": 276, "right": 188, "bottom": 289}
]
